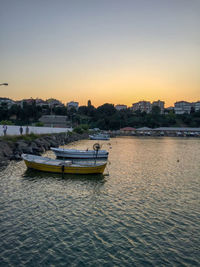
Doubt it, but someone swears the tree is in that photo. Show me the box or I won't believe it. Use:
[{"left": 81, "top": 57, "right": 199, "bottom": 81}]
[
  {"left": 96, "top": 103, "right": 116, "bottom": 117},
  {"left": 151, "top": 106, "right": 161, "bottom": 115},
  {"left": 78, "top": 106, "right": 88, "bottom": 115},
  {"left": 0, "top": 120, "right": 13, "bottom": 125}
]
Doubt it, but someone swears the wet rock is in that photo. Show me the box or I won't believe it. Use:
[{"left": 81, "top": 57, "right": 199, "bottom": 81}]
[
  {"left": 12, "top": 153, "right": 22, "bottom": 160},
  {"left": 36, "top": 138, "right": 51, "bottom": 150},
  {"left": 15, "top": 140, "right": 33, "bottom": 154},
  {"left": 30, "top": 141, "right": 44, "bottom": 153},
  {"left": 0, "top": 132, "right": 89, "bottom": 167},
  {"left": 0, "top": 140, "right": 14, "bottom": 159}
]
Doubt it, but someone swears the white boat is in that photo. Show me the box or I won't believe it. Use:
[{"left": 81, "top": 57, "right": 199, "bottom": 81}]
[
  {"left": 51, "top": 147, "right": 109, "bottom": 159},
  {"left": 89, "top": 134, "right": 110, "bottom": 140}
]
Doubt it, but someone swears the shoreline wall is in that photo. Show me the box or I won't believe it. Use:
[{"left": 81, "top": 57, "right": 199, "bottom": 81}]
[
  {"left": 0, "top": 132, "right": 88, "bottom": 167},
  {"left": 0, "top": 125, "right": 72, "bottom": 137}
]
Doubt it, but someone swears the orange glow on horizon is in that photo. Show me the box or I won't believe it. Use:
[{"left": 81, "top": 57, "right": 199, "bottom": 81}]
[{"left": 3, "top": 67, "right": 199, "bottom": 108}]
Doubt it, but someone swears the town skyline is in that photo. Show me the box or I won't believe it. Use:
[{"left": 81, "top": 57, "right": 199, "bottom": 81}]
[
  {"left": 1, "top": 95, "right": 200, "bottom": 110},
  {"left": 0, "top": 91, "right": 200, "bottom": 109}
]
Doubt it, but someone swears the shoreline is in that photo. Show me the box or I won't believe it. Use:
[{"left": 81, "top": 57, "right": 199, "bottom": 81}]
[
  {"left": 0, "top": 132, "right": 89, "bottom": 167},
  {"left": 1, "top": 132, "right": 199, "bottom": 168}
]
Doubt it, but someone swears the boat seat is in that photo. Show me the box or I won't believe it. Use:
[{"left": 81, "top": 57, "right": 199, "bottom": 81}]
[{"left": 58, "top": 161, "right": 72, "bottom": 166}]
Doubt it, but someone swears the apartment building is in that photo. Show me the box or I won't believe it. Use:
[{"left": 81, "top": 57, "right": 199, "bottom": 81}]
[
  {"left": 0, "top": 97, "right": 15, "bottom": 108},
  {"left": 174, "top": 101, "right": 192, "bottom": 114},
  {"left": 131, "top": 101, "right": 152, "bottom": 113},
  {"left": 194, "top": 101, "right": 200, "bottom": 111},
  {"left": 47, "top": 98, "right": 64, "bottom": 108},
  {"left": 152, "top": 100, "right": 165, "bottom": 114},
  {"left": 115, "top": 104, "right": 127, "bottom": 111},
  {"left": 35, "top": 98, "right": 48, "bottom": 107},
  {"left": 67, "top": 101, "right": 79, "bottom": 110}
]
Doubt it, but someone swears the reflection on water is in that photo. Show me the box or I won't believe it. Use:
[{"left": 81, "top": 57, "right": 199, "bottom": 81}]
[
  {"left": 23, "top": 168, "right": 106, "bottom": 182},
  {"left": 0, "top": 137, "right": 200, "bottom": 266}
]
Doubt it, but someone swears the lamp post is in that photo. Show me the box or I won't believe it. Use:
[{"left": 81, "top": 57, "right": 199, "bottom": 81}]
[{"left": 0, "top": 83, "right": 8, "bottom": 86}]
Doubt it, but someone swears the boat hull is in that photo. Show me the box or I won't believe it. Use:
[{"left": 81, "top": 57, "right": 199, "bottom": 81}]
[
  {"left": 89, "top": 137, "right": 110, "bottom": 140},
  {"left": 51, "top": 148, "right": 108, "bottom": 159},
  {"left": 89, "top": 134, "right": 110, "bottom": 140},
  {"left": 23, "top": 158, "right": 107, "bottom": 174},
  {"left": 89, "top": 135, "right": 110, "bottom": 140}
]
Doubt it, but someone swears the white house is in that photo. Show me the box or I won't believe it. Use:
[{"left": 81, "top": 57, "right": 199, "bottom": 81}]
[
  {"left": 131, "top": 101, "right": 152, "bottom": 113},
  {"left": 115, "top": 104, "right": 127, "bottom": 111},
  {"left": 174, "top": 101, "right": 192, "bottom": 114},
  {"left": 194, "top": 101, "right": 200, "bottom": 112},
  {"left": 67, "top": 101, "right": 79, "bottom": 110}
]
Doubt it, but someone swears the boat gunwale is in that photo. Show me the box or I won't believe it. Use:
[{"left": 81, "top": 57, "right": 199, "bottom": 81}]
[{"left": 51, "top": 147, "right": 108, "bottom": 155}]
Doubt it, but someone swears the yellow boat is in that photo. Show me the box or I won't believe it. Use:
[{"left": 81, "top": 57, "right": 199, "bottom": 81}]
[{"left": 22, "top": 154, "right": 107, "bottom": 174}]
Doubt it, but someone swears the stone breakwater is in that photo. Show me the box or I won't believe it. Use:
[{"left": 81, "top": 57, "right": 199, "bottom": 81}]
[{"left": 0, "top": 132, "right": 89, "bottom": 167}]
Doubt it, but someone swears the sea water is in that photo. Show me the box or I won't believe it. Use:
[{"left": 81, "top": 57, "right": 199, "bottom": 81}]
[{"left": 0, "top": 137, "right": 200, "bottom": 266}]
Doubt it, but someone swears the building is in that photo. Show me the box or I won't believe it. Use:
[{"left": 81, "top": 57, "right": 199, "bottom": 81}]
[
  {"left": 131, "top": 100, "right": 165, "bottom": 114},
  {"left": 67, "top": 101, "right": 79, "bottom": 110},
  {"left": 152, "top": 100, "right": 165, "bottom": 114},
  {"left": 194, "top": 101, "right": 200, "bottom": 112},
  {"left": 0, "top": 97, "right": 15, "bottom": 108},
  {"left": 16, "top": 98, "right": 35, "bottom": 108},
  {"left": 115, "top": 104, "right": 127, "bottom": 111},
  {"left": 46, "top": 98, "right": 64, "bottom": 108},
  {"left": 164, "top": 106, "right": 174, "bottom": 114},
  {"left": 120, "top": 127, "right": 136, "bottom": 134},
  {"left": 35, "top": 98, "right": 48, "bottom": 107},
  {"left": 153, "top": 127, "right": 200, "bottom": 137},
  {"left": 135, "top": 127, "right": 152, "bottom": 135},
  {"left": 174, "top": 101, "right": 192, "bottom": 114},
  {"left": 131, "top": 101, "right": 152, "bottom": 113},
  {"left": 39, "top": 115, "right": 70, "bottom": 128}
]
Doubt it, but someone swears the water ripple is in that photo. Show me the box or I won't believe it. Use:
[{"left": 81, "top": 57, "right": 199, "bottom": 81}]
[{"left": 0, "top": 137, "right": 200, "bottom": 266}]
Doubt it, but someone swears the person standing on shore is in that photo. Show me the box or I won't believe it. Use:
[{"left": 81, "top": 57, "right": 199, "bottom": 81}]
[
  {"left": 3, "top": 125, "right": 7, "bottom": 136},
  {"left": 26, "top": 126, "right": 29, "bottom": 135},
  {"left": 19, "top": 126, "right": 23, "bottom": 135}
]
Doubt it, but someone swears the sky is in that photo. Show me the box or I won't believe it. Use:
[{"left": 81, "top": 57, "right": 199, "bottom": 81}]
[{"left": 0, "top": 0, "right": 200, "bottom": 107}]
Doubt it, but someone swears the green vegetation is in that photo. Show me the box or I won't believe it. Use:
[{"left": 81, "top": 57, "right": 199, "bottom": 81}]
[
  {"left": 1, "top": 101, "right": 200, "bottom": 130},
  {"left": 0, "top": 101, "right": 42, "bottom": 125},
  {"left": 0, "top": 133, "right": 39, "bottom": 142},
  {"left": 73, "top": 126, "right": 84, "bottom": 134},
  {"left": 67, "top": 131, "right": 73, "bottom": 137},
  {"left": 34, "top": 122, "right": 44, "bottom": 127},
  {"left": 73, "top": 124, "right": 89, "bottom": 134},
  {"left": 0, "top": 120, "right": 14, "bottom": 125}
]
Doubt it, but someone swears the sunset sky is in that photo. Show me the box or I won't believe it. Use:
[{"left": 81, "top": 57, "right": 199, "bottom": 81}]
[{"left": 1, "top": 0, "right": 199, "bottom": 107}]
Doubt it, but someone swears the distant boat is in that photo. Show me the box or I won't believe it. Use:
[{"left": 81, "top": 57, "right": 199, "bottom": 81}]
[
  {"left": 89, "top": 133, "right": 110, "bottom": 140},
  {"left": 51, "top": 147, "right": 109, "bottom": 159},
  {"left": 22, "top": 154, "right": 107, "bottom": 174}
]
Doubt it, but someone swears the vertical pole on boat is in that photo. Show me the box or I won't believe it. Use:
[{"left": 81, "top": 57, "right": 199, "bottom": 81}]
[
  {"left": 61, "top": 165, "right": 65, "bottom": 178},
  {"left": 95, "top": 149, "right": 98, "bottom": 165}
]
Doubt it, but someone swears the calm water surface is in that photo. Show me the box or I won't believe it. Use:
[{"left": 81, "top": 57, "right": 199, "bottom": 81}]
[{"left": 0, "top": 137, "right": 200, "bottom": 266}]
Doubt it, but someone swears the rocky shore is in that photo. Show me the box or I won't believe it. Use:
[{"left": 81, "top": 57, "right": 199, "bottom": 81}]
[{"left": 0, "top": 132, "right": 89, "bottom": 167}]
